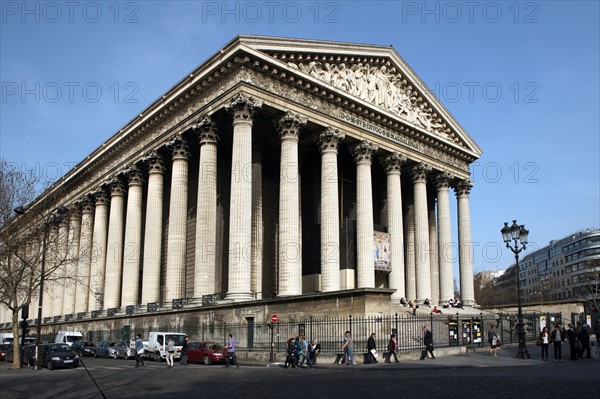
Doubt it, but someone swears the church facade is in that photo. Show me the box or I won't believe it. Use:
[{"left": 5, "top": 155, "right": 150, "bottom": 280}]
[{"left": 1, "top": 36, "right": 482, "bottom": 327}]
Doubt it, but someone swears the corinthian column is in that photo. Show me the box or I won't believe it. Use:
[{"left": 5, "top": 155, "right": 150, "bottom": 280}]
[
  {"left": 435, "top": 172, "right": 454, "bottom": 304},
  {"left": 318, "top": 127, "right": 345, "bottom": 292},
  {"left": 456, "top": 179, "right": 475, "bottom": 306},
  {"left": 276, "top": 112, "right": 305, "bottom": 296},
  {"left": 165, "top": 135, "right": 190, "bottom": 304},
  {"left": 52, "top": 219, "right": 69, "bottom": 317},
  {"left": 404, "top": 202, "right": 416, "bottom": 301},
  {"left": 63, "top": 206, "right": 81, "bottom": 315},
  {"left": 75, "top": 198, "right": 94, "bottom": 313},
  {"left": 121, "top": 166, "right": 144, "bottom": 307},
  {"left": 353, "top": 140, "right": 378, "bottom": 289},
  {"left": 251, "top": 148, "right": 263, "bottom": 298},
  {"left": 141, "top": 152, "right": 165, "bottom": 305},
  {"left": 428, "top": 196, "right": 439, "bottom": 304},
  {"left": 194, "top": 117, "right": 219, "bottom": 298},
  {"left": 384, "top": 152, "right": 406, "bottom": 300},
  {"left": 44, "top": 225, "right": 59, "bottom": 318},
  {"left": 104, "top": 179, "right": 126, "bottom": 310},
  {"left": 88, "top": 190, "right": 109, "bottom": 312},
  {"left": 411, "top": 163, "right": 432, "bottom": 304},
  {"left": 225, "top": 93, "right": 261, "bottom": 301}
]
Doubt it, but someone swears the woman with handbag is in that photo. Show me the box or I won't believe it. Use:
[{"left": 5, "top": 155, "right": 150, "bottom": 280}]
[{"left": 538, "top": 327, "right": 550, "bottom": 361}]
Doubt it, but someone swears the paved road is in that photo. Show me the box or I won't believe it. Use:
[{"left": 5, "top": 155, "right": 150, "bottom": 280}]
[{"left": 1, "top": 345, "right": 598, "bottom": 399}]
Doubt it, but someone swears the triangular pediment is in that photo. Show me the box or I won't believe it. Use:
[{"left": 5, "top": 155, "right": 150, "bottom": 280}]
[{"left": 229, "top": 35, "right": 482, "bottom": 158}]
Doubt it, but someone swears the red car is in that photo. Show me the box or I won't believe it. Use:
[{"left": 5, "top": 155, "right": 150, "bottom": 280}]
[
  {"left": 0, "top": 343, "right": 9, "bottom": 361},
  {"left": 187, "top": 342, "right": 227, "bottom": 365}
]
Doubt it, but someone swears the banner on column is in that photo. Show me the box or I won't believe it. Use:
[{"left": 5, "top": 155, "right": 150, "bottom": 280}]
[{"left": 374, "top": 232, "right": 391, "bottom": 272}]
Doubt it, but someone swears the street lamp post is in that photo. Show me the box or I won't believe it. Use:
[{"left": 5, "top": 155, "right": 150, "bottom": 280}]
[
  {"left": 501, "top": 220, "right": 531, "bottom": 359},
  {"left": 14, "top": 205, "right": 68, "bottom": 370}
]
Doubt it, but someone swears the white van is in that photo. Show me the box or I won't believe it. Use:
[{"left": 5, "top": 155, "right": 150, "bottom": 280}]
[
  {"left": 143, "top": 332, "right": 186, "bottom": 361},
  {"left": 55, "top": 331, "right": 83, "bottom": 346}
]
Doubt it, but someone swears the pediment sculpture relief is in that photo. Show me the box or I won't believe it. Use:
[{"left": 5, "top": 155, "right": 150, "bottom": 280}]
[{"left": 288, "top": 61, "right": 456, "bottom": 142}]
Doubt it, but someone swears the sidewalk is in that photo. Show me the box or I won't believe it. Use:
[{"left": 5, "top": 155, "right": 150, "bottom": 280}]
[{"left": 260, "top": 343, "right": 600, "bottom": 370}]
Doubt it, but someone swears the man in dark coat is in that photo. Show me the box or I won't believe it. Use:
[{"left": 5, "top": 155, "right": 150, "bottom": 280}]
[
  {"left": 420, "top": 326, "right": 435, "bottom": 360},
  {"left": 566, "top": 323, "right": 579, "bottom": 360},
  {"left": 366, "top": 333, "right": 378, "bottom": 363},
  {"left": 578, "top": 325, "right": 591, "bottom": 359}
]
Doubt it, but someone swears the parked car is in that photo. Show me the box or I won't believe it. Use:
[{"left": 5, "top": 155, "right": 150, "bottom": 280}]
[
  {"left": 95, "top": 341, "right": 118, "bottom": 359},
  {"left": 115, "top": 340, "right": 134, "bottom": 359},
  {"left": 187, "top": 342, "right": 228, "bottom": 365},
  {"left": 71, "top": 341, "right": 96, "bottom": 357},
  {"left": 0, "top": 343, "right": 9, "bottom": 361},
  {"left": 36, "top": 343, "right": 79, "bottom": 370},
  {"left": 4, "top": 343, "right": 36, "bottom": 366}
]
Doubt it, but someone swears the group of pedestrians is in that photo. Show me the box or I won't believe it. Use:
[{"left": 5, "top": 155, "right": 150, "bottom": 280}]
[
  {"left": 487, "top": 321, "right": 597, "bottom": 362},
  {"left": 284, "top": 336, "right": 321, "bottom": 368}
]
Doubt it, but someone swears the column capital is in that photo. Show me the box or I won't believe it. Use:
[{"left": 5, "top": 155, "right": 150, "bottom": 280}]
[
  {"left": 195, "top": 116, "right": 219, "bottom": 145},
  {"left": 226, "top": 92, "right": 262, "bottom": 123},
  {"left": 410, "top": 162, "right": 431, "bottom": 183},
  {"left": 143, "top": 151, "right": 166, "bottom": 174},
  {"left": 66, "top": 203, "right": 81, "bottom": 219},
  {"left": 124, "top": 165, "right": 144, "bottom": 186},
  {"left": 91, "top": 189, "right": 110, "bottom": 206},
  {"left": 167, "top": 135, "right": 190, "bottom": 161},
  {"left": 108, "top": 178, "right": 126, "bottom": 197},
  {"left": 434, "top": 171, "right": 454, "bottom": 190},
  {"left": 276, "top": 112, "right": 306, "bottom": 140},
  {"left": 318, "top": 127, "right": 345, "bottom": 154},
  {"left": 454, "top": 179, "right": 473, "bottom": 197},
  {"left": 352, "top": 140, "right": 378, "bottom": 165},
  {"left": 80, "top": 196, "right": 95, "bottom": 214},
  {"left": 383, "top": 152, "right": 407, "bottom": 175}
]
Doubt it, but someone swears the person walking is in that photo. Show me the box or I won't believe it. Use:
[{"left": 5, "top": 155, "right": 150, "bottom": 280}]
[
  {"left": 284, "top": 338, "right": 295, "bottom": 369},
  {"left": 341, "top": 331, "right": 354, "bottom": 367},
  {"left": 134, "top": 334, "right": 146, "bottom": 368},
  {"left": 297, "top": 336, "right": 311, "bottom": 368},
  {"left": 420, "top": 326, "right": 435, "bottom": 360},
  {"left": 550, "top": 324, "right": 565, "bottom": 361},
  {"left": 386, "top": 334, "right": 399, "bottom": 363},
  {"left": 488, "top": 323, "right": 500, "bottom": 357},
  {"left": 538, "top": 327, "right": 550, "bottom": 361},
  {"left": 367, "top": 333, "right": 378, "bottom": 364},
  {"left": 179, "top": 336, "right": 189, "bottom": 366},
  {"left": 225, "top": 333, "right": 239, "bottom": 368},
  {"left": 165, "top": 336, "right": 175, "bottom": 368}
]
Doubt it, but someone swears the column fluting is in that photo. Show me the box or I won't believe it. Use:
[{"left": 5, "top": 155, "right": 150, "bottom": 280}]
[{"left": 318, "top": 127, "right": 345, "bottom": 292}]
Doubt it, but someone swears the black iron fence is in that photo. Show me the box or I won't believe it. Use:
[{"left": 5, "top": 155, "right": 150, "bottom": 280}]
[{"left": 77, "top": 311, "right": 564, "bottom": 354}]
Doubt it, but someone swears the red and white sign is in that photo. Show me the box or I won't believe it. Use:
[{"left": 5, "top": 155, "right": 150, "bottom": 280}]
[{"left": 271, "top": 314, "right": 279, "bottom": 323}]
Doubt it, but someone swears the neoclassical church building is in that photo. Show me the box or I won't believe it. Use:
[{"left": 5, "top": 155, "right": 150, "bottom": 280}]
[{"left": 1, "top": 36, "right": 482, "bottom": 327}]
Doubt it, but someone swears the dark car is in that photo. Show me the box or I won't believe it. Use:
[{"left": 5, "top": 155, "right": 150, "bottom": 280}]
[
  {"left": 0, "top": 343, "right": 9, "bottom": 361},
  {"left": 4, "top": 344, "right": 35, "bottom": 366},
  {"left": 95, "top": 341, "right": 118, "bottom": 359},
  {"left": 36, "top": 343, "right": 79, "bottom": 370},
  {"left": 71, "top": 341, "right": 96, "bottom": 357},
  {"left": 188, "top": 342, "right": 227, "bottom": 365}
]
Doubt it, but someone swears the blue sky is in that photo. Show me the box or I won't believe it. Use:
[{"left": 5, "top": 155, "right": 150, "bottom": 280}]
[{"left": 1, "top": 1, "right": 599, "bottom": 279}]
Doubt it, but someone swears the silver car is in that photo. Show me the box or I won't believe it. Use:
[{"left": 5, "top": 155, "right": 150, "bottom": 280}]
[
  {"left": 95, "top": 341, "right": 118, "bottom": 359},
  {"left": 115, "top": 340, "right": 135, "bottom": 359}
]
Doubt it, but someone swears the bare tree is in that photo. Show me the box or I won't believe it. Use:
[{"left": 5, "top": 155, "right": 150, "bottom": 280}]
[{"left": 0, "top": 158, "right": 78, "bottom": 368}]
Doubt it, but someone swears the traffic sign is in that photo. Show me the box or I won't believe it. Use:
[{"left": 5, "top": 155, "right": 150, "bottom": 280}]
[{"left": 271, "top": 314, "right": 279, "bottom": 323}]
